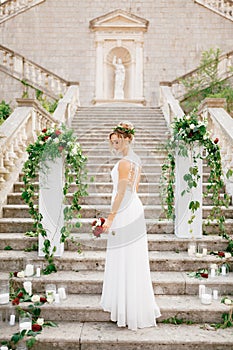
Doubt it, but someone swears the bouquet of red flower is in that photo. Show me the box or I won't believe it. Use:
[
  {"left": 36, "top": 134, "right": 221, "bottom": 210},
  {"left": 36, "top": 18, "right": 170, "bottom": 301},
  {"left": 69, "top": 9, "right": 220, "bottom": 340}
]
[{"left": 92, "top": 217, "right": 105, "bottom": 238}]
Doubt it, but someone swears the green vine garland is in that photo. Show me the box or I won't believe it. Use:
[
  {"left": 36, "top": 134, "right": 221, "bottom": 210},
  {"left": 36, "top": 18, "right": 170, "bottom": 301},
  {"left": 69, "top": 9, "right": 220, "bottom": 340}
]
[
  {"left": 22, "top": 124, "right": 88, "bottom": 274},
  {"left": 160, "top": 111, "right": 231, "bottom": 241}
]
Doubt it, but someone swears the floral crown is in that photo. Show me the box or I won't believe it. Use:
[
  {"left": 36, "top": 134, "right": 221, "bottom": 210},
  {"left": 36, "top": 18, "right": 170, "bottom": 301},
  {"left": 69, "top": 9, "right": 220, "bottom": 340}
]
[{"left": 113, "top": 125, "right": 135, "bottom": 135}]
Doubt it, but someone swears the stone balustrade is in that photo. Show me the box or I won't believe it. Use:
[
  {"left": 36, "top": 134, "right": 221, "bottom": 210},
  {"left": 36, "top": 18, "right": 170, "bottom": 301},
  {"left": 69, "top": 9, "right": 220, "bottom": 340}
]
[
  {"left": 0, "top": 85, "right": 80, "bottom": 213},
  {"left": 169, "top": 49, "right": 233, "bottom": 100},
  {"left": 0, "top": 44, "right": 74, "bottom": 99},
  {"left": 159, "top": 83, "right": 233, "bottom": 196},
  {"left": 195, "top": 0, "right": 233, "bottom": 21},
  {"left": 0, "top": 0, "right": 45, "bottom": 23}
]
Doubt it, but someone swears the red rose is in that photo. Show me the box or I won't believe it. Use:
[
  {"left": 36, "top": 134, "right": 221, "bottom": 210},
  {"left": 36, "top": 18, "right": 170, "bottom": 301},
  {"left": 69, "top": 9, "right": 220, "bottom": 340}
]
[
  {"left": 43, "top": 135, "right": 49, "bottom": 141},
  {"left": 17, "top": 292, "right": 23, "bottom": 298},
  {"left": 100, "top": 217, "right": 105, "bottom": 226},
  {"left": 40, "top": 297, "right": 47, "bottom": 303},
  {"left": 13, "top": 271, "right": 18, "bottom": 277},
  {"left": 200, "top": 273, "right": 208, "bottom": 279},
  {"left": 42, "top": 128, "right": 47, "bottom": 133},
  {"left": 93, "top": 226, "right": 103, "bottom": 238},
  {"left": 12, "top": 297, "right": 20, "bottom": 305},
  {"left": 214, "top": 138, "right": 219, "bottom": 144},
  {"left": 55, "top": 130, "right": 61, "bottom": 136},
  {"left": 58, "top": 146, "right": 64, "bottom": 152},
  {"left": 92, "top": 220, "right": 97, "bottom": 226},
  {"left": 218, "top": 251, "right": 225, "bottom": 257},
  {"left": 32, "top": 324, "right": 42, "bottom": 332}
]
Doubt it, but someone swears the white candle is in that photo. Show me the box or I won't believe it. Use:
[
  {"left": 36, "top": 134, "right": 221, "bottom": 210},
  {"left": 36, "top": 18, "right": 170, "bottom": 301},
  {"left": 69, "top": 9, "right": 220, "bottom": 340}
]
[
  {"left": 1, "top": 346, "right": 9, "bottom": 350},
  {"left": 210, "top": 268, "right": 215, "bottom": 278},
  {"left": 58, "top": 287, "right": 66, "bottom": 300},
  {"left": 202, "top": 248, "right": 207, "bottom": 256},
  {"left": 36, "top": 267, "right": 41, "bottom": 277},
  {"left": 199, "top": 284, "right": 205, "bottom": 298},
  {"left": 9, "top": 314, "right": 15, "bottom": 326},
  {"left": 213, "top": 290, "right": 218, "bottom": 300},
  {"left": 201, "top": 293, "right": 212, "bottom": 305},
  {"left": 25, "top": 264, "right": 34, "bottom": 277},
  {"left": 54, "top": 293, "right": 60, "bottom": 304},
  {"left": 188, "top": 244, "right": 196, "bottom": 256},
  {"left": 221, "top": 266, "right": 226, "bottom": 276},
  {"left": 0, "top": 293, "right": 9, "bottom": 304},
  {"left": 23, "top": 281, "right": 32, "bottom": 295},
  {"left": 19, "top": 321, "right": 32, "bottom": 332}
]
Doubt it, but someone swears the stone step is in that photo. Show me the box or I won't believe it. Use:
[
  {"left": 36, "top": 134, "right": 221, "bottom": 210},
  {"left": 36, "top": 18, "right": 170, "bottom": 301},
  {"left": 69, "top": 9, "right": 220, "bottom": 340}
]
[
  {"left": 0, "top": 233, "right": 228, "bottom": 253},
  {"left": 1, "top": 269, "right": 232, "bottom": 296},
  {"left": 3, "top": 204, "right": 233, "bottom": 219},
  {"left": 0, "top": 294, "right": 229, "bottom": 324},
  {"left": 1, "top": 321, "right": 233, "bottom": 350},
  {"left": 1, "top": 216, "right": 232, "bottom": 235},
  {"left": 0, "top": 249, "right": 232, "bottom": 272}
]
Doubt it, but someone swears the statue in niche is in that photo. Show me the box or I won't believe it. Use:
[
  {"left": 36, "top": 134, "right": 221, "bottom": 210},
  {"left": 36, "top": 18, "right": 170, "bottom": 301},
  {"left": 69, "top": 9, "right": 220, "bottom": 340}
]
[{"left": 112, "top": 56, "right": 125, "bottom": 99}]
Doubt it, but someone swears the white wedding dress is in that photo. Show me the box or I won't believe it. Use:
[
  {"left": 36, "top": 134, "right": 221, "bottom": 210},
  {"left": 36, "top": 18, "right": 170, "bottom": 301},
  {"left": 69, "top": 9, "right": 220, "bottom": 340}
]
[{"left": 100, "top": 149, "right": 161, "bottom": 330}]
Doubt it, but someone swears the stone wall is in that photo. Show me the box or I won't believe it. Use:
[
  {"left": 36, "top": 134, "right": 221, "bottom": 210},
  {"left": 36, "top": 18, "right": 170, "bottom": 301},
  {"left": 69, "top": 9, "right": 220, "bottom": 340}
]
[{"left": 0, "top": 0, "right": 233, "bottom": 106}]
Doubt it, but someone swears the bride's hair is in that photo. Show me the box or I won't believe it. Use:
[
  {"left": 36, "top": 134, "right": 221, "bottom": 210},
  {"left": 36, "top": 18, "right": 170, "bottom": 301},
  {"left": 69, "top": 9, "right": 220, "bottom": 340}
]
[{"left": 109, "top": 121, "right": 135, "bottom": 143}]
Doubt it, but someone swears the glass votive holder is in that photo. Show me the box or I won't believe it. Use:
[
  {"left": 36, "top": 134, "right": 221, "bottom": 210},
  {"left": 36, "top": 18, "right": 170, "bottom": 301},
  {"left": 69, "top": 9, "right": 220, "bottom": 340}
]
[
  {"left": 23, "top": 280, "right": 32, "bottom": 295},
  {"left": 198, "top": 243, "right": 207, "bottom": 257},
  {"left": 0, "top": 346, "right": 9, "bottom": 350},
  {"left": 198, "top": 284, "right": 206, "bottom": 298},
  {"left": 8, "top": 306, "right": 16, "bottom": 326},
  {"left": 201, "top": 287, "right": 212, "bottom": 305},
  {"left": 209, "top": 264, "right": 219, "bottom": 278},
  {"left": 58, "top": 286, "right": 67, "bottom": 301},
  {"left": 24, "top": 260, "right": 34, "bottom": 277},
  {"left": 0, "top": 280, "right": 10, "bottom": 304},
  {"left": 188, "top": 242, "right": 196, "bottom": 256},
  {"left": 19, "top": 314, "right": 32, "bottom": 332},
  {"left": 45, "top": 284, "right": 56, "bottom": 300},
  {"left": 220, "top": 263, "right": 229, "bottom": 277}
]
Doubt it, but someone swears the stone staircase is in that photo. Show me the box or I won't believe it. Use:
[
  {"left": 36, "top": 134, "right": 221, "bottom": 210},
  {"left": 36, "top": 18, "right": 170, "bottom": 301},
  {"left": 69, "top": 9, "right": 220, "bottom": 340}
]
[
  {"left": 1, "top": 106, "right": 233, "bottom": 349},
  {"left": 0, "top": 0, "right": 45, "bottom": 24}
]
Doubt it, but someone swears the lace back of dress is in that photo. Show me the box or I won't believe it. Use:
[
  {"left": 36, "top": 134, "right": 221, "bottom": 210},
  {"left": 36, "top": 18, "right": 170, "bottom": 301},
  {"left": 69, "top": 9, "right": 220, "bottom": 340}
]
[{"left": 127, "top": 160, "right": 140, "bottom": 192}]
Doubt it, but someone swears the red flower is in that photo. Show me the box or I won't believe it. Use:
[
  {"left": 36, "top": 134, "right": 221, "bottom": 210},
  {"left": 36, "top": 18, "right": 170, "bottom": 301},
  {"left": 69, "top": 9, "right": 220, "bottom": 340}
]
[
  {"left": 55, "top": 130, "right": 62, "bottom": 136},
  {"left": 13, "top": 271, "right": 18, "bottom": 277},
  {"left": 42, "top": 128, "right": 47, "bottom": 133},
  {"left": 200, "top": 273, "right": 208, "bottom": 279},
  {"left": 100, "top": 217, "right": 105, "bottom": 225},
  {"left": 32, "top": 324, "right": 42, "bottom": 332},
  {"left": 92, "top": 220, "right": 97, "bottom": 227},
  {"left": 218, "top": 251, "right": 225, "bottom": 257},
  {"left": 12, "top": 297, "right": 20, "bottom": 305},
  {"left": 43, "top": 135, "right": 49, "bottom": 141},
  {"left": 40, "top": 297, "right": 47, "bottom": 303},
  {"left": 17, "top": 292, "right": 23, "bottom": 298},
  {"left": 214, "top": 138, "right": 219, "bottom": 144},
  {"left": 58, "top": 146, "right": 64, "bottom": 152}
]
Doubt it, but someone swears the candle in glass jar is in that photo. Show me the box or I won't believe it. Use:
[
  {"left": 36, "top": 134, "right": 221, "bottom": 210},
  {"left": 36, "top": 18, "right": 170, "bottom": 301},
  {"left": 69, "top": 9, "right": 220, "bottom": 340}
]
[
  {"left": 0, "top": 293, "right": 9, "bottom": 304},
  {"left": 19, "top": 321, "right": 32, "bottom": 332},
  {"left": 23, "top": 281, "right": 32, "bottom": 295},
  {"left": 202, "top": 248, "right": 207, "bottom": 256},
  {"left": 25, "top": 264, "right": 34, "bottom": 277},
  {"left": 1, "top": 346, "right": 9, "bottom": 350},
  {"left": 210, "top": 268, "right": 216, "bottom": 278},
  {"left": 213, "top": 289, "right": 218, "bottom": 300},
  {"left": 201, "top": 293, "right": 212, "bottom": 305},
  {"left": 9, "top": 314, "right": 16, "bottom": 326},
  {"left": 199, "top": 284, "right": 205, "bottom": 298},
  {"left": 221, "top": 265, "right": 226, "bottom": 276},
  {"left": 36, "top": 267, "right": 41, "bottom": 277},
  {"left": 58, "top": 287, "right": 67, "bottom": 300}
]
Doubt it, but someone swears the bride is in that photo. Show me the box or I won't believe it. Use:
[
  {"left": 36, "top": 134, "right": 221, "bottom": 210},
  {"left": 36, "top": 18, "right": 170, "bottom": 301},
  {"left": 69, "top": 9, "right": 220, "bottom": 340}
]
[{"left": 100, "top": 121, "right": 161, "bottom": 330}]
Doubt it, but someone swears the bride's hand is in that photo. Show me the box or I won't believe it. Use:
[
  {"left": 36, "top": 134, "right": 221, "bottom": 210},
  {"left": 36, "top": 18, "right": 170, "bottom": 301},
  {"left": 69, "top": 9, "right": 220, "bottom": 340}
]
[{"left": 103, "top": 218, "right": 112, "bottom": 232}]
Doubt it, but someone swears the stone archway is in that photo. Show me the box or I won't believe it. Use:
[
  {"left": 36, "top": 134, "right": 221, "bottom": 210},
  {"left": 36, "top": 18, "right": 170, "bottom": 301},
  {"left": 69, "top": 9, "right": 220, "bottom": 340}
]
[{"left": 89, "top": 9, "right": 149, "bottom": 105}]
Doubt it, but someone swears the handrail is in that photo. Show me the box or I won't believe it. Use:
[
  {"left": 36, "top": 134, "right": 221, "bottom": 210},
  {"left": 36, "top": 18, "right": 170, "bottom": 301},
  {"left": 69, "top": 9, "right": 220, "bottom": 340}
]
[
  {"left": 0, "top": 0, "right": 45, "bottom": 24},
  {"left": 169, "top": 50, "right": 233, "bottom": 100},
  {"left": 159, "top": 83, "right": 184, "bottom": 126},
  {"left": 195, "top": 0, "right": 233, "bottom": 22},
  {"left": 0, "top": 44, "right": 79, "bottom": 99},
  {"left": 0, "top": 85, "right": 80, "bottom": 214}
]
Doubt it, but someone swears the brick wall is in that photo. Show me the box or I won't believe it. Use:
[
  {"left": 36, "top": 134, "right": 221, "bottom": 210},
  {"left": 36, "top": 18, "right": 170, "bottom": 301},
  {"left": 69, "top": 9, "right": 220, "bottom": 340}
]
[{"left": 0, "top": 0, "right": 232, "bottom": 106}]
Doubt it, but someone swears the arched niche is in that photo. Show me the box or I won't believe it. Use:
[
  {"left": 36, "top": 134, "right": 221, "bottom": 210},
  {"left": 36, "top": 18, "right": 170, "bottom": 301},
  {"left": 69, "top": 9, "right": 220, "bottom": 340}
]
[{"left": 90, "top": 9, "right": 149, "bottom": 105}]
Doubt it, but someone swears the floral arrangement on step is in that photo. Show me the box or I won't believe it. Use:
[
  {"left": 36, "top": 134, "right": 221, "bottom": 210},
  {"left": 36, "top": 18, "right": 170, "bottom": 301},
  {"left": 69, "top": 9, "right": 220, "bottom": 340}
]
[
  {"left": 21, "top": 124, "right": 88, "bottom": 274},
  {"left": 160, "top": 111, "right": 232, "bottom": 245}
]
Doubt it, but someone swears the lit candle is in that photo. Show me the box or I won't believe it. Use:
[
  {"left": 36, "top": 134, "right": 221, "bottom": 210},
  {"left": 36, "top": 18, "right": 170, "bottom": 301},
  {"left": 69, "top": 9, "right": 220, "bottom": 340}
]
[
  {"left": 58, "top": 287, "right": 67, "bottom": 300},
  {"left": 9, "top": 314, "right": 16, "bottom": 326},
  {"left": 201, "top": 293, "right": 212, "bottom": 305},
  {"left": 25, "top": 264, "right": 34, "bottom": 277},
  {"left": 221, "top": 265, "right": 226, "bottom": 276},
  {"left": 23, "top": 281, "right": 32, "bottom": 295},
  {"left": 199, "top": 284, "right": 205, "bottom": 298},
  {"left": 0, "top": 293, "right": 9, "bottom": 304}
]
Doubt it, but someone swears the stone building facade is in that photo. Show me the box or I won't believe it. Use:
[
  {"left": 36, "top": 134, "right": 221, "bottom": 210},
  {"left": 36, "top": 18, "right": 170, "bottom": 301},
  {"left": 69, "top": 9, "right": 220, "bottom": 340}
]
[{"left": 0, "top": 0, "right": 233, "bottom": 106}]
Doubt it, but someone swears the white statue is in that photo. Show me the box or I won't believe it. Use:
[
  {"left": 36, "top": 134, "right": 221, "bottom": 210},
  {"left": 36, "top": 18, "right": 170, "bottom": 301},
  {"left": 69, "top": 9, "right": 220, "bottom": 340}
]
[{"left": 113, "top": 56, "right": 125, "bottom": 99}]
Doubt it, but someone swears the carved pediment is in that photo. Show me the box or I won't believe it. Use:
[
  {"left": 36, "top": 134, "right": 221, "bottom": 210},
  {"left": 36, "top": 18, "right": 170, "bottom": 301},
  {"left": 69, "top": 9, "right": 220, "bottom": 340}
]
[{"left": 89, "top": 9, "right": 149, "bottom": 31}]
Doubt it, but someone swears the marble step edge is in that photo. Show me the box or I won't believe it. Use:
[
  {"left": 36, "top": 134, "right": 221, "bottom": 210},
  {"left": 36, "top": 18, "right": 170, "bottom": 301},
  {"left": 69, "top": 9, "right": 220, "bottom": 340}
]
[
  {"left": 0, "top": 233, "right": 229, "bottom": 252},
  {"left": 0, "top": 294, "right": 230, "bottom": 324},
  {"left": 1, "top": 321, "right": 232, "bottom": 350},
  {"left": 1, "top": 270, "right": 232, "bottom": 296}
]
